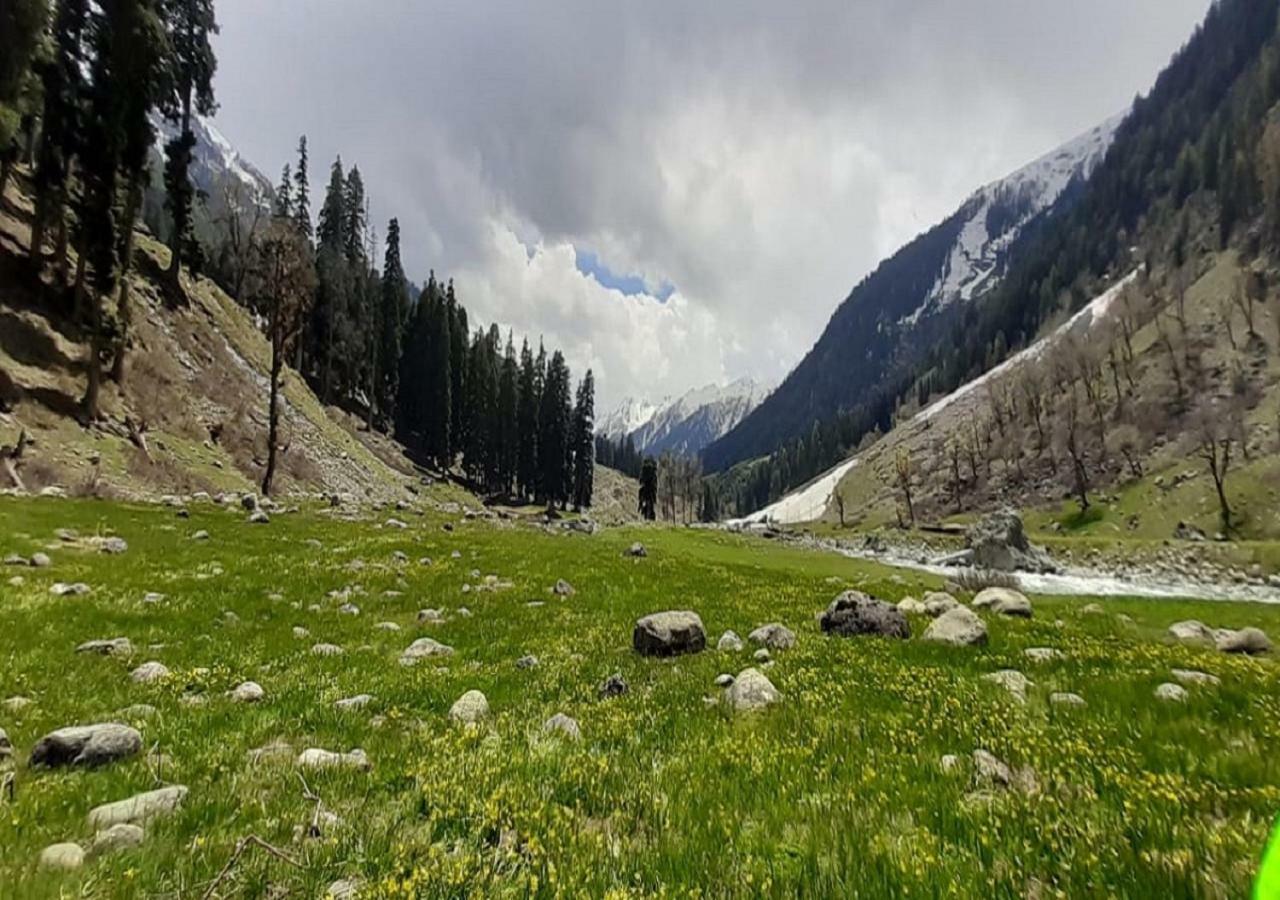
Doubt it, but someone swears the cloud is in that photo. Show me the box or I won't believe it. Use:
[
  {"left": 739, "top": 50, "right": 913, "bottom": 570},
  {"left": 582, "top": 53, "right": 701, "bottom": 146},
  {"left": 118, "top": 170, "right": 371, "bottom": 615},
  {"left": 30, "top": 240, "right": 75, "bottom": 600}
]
[{"left": 209, "top": 0, "right": 1213, "bottom": 409}]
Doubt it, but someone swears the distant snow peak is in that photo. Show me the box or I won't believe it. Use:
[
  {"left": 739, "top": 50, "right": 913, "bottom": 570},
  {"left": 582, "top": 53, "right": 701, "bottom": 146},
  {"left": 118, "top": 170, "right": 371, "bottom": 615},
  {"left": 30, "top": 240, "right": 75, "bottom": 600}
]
[
  {"left": 601, "top": 377, "right": 772, "bottom": 456},
  {"left": 150, "top": 113, "right": 273, "bottom": 203},
  {"left": 902, "top": 113, "right": 1123, "bottom": 327}
]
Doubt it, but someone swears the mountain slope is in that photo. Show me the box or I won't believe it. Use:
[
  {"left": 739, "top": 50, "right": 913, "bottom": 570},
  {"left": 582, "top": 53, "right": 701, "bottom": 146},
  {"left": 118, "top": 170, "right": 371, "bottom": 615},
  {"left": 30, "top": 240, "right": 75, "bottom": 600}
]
[
  {"left": 604, "top": 377, "right": 771, "bottom": 457},
  {"left": 704, "top": 116, "right": 1120, "bottom": 472}
]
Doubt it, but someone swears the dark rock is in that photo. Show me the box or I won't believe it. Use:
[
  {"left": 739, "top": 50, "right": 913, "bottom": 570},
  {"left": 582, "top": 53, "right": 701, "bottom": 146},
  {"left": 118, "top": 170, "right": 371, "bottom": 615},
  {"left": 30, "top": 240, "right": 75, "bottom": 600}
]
[
  {"left": 633, "top": 611, "right": 706, "bottom": 656},
  {"left": 966, "top": 509, "right": 1055, "bottom": 573},
  {"left": 819, "top": 591, "right": 910, "bottom": 639}
]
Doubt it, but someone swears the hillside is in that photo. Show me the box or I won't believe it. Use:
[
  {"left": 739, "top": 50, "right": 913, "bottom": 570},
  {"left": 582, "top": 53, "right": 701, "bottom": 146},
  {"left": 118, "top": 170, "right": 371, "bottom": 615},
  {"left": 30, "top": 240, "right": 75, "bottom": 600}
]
[
  {"left": 703, "top": 116, "right": 1119, "bottom": 472},
  {"left": 0, "top": 171, "right": 427, "bottom": 504}
]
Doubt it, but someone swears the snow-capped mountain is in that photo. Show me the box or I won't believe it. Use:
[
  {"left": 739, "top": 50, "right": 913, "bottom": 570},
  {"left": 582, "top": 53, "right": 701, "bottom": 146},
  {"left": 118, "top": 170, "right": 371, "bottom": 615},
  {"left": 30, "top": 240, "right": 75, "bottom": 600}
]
[
  {"left": 149, "top": 113, "right": 274, "bottom": 210},
  {"left": 705, "top": 112, "right": 1124, "bottom": 472},
  {"left": 598, "top": 396, "right": 664, "bottom": 441},
  {"left": 603, "top": 377, "right": 772, "bottom": 457}
]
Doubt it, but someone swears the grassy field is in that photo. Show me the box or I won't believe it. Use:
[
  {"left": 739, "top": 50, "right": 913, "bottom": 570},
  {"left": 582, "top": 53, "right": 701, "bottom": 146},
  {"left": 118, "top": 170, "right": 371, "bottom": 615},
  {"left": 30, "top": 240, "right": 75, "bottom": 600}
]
[{"left": 1, "top": 496, "right": 1279, "bottom": 898}]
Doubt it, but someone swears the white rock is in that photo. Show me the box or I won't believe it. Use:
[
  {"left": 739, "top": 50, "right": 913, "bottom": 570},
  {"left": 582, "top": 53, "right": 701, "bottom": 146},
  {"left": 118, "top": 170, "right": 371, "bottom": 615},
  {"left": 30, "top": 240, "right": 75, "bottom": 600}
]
[
  {"left": 400, "top": 637, "right": 454, "bottom": 666},
  {"left": 1023, "top": 647, "right": 1062, "bottom": 664},
  {"left": 724, "top": 668, "right": 780, "bottom": 712},
  {"left": 982, "top": 669, "right": 1032, "bottom": 704},
  {"left": 1155, "top": 682, "right": 1189, "bottom": 703},
  {"left": 229, "top": 681, "right": 265, "bottom": 703},
  {"left": 39, "top": 842, "right": 85, "bottom": 871},
  {"left": 129, "top": 661, "right": 171, "bottom": 684},
  {"left": 449, "top": 690, "right": 489, "bottom": 724},
  {"left": 1049, "top": 692, "right": 1086, "bottom": 707},
  {"left": 716, "top": 630, "right": 744, "bottom": 652},
  {"left": 1171, "top": 668, "right": 1220, "bottom": 686},
  {"left": 297, "top": 748, "right": 371, "bottom": 771},
  {"left": 335, "top": 694, "right": 374, "bottom": 711},
  {"left": 91, "top": 823, "right": 145, "bottom": 855},
  {"left": 542, "top": 713, "right": 581, "bottom": 740},
  {"left": 87, "top": 786, "right": 188, "bottom": 828}
]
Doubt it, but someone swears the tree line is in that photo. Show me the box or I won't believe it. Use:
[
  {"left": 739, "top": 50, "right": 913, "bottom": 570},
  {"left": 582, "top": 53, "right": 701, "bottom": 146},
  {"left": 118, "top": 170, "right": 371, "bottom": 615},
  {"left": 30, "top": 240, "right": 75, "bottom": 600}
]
[{"left": 0, "top": 0, "right": 596, "bottom": 505}]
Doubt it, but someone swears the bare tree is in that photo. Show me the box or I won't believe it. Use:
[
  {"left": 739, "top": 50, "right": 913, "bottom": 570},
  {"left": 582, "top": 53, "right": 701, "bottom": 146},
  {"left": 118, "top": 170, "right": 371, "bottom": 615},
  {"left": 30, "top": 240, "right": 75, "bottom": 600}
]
[
  {"left": 1108, "top": 423, "right": 1145, "bottom": 479},
  {"left": 1188, "top": 396, "right": 1238, "bottom": 533},
  {"left": 214, "top": 179, "right": 267, "bottom": 303},
  {"left": 248, "top": 218, "right": 317, "bottom": 496},
  {"left": 894, "top": 448, "right": 915, "bottom": 527},
  {"left": 1017, "top": 368, "right": 1047, "bottom": 455},
  {"left": 1054, "top": 382, "right": 1090, "bottom": 512},
  {"left": 1234, "top": 269, "right": 1264, "bottom": 341}
]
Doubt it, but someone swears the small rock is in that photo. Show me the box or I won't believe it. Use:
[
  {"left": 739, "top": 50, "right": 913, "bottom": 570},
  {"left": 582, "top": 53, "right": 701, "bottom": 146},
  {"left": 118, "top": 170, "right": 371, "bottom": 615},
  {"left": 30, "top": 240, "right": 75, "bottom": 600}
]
[
  {"left": 714, "top": 673, "right": 735, "bottom": 688},
  {"left": 30, "top": 552, "right": 51, "bottom": 568},
  {"left": 327, "top": 878, "right": 365, "bottom": 899},
  {"left": 921, "top": 606, "right": 988, "bottom": 647},
  {"left": 417, "top": 608, "right": 445, "bottom": 624},
  {"left": 717, "top": 630, "right": 744, "bottom": 652},
  {"left": 1049, "top": 692, "right": 1086, "bottom": 707},
  {"left": 50, "top": 582, "right": 91, "bottom": 596},
  {"left": 39, "top": 842, "right": 85, "bottom": 871},
  {"left": 748, "top": 622, "right": 796, "bottom": 650},
  {"left": 335, "top": 694, "right": 374, "bottom": 711},
  {"left": 142, "top": 592, "right": 166, "bottom": 604},
  {"left": 229, "top": 681, "right": 265, "bottom": 703},
  {"left": 246, "top": 739, "right": 294, "bottom": 766},
  {"left": 338, "top": 602, "right": 360, "bottom": 616},
  {"left": 129, "top": 661, "right": 171, "bottom": 684},
  {"left": 939, "top": 754, "right": 961, "bottom": 773},
  {"left": 553, "top": 579, "right": 576, "bottom": 597},
  {"left": 1171, "top": 668, "right": 1220, "bottom": 686},
  {"left": 248, "top": 509, "right": 270, "bottom": 524},
  {"left": 374, "top": 621, "right": 401, "bottom": 632},
  {"left": 1079, "top": 603, "right": 1105, "bottom": 615},
  {"left": 191, "top": 530, "right": 210, "bottom": 541},
  {"left": 311, "top": 643, "right": 345, "bottom": 656},
  {"left": 1168, "top": 620, "right": 1214, "bottom": 644},
  {"left": 972, "top": 587, "right": 1032, "bottom": 618},
  {"left": 542, "top": 712, "right": 580, "bottom": 740},
  {"left": 87, "top": 785, "right": 188, "bottom": 828},
  {"left": 753, "top": 648, "right": 771, "bottom": 662},
  {"left": 449, "top": 689, "right": 490, "bottom": 724},
  {"left": 516, "top": 655, "right": 539, "bottom": 670},
  {"left": 598, "top": 673, "right": 628, "bottom": 698},
  {"left": 384, "top": 518, "right": 408, "bottom": 529},
  {"left": 1155, "top": 682, "right": 1189, "bottom": 703},
  {"left": 724, "top": 667, "right": 781, "bottom": 712},
  {"left": 76, "top": 637, "right": 134, "bottom": 657},
  {"left": 982, "top": 670, "right": 1032, "bottom": 704},
  {"left": 91, "top": 823, "right": 145, "bottom": 855},
  {"left": 624, "top": 542, "right": 647, "bottom": 558},
  {"left": 400, "top": 637, "right": 454, "bottom": 665},
  {"left": 972, "top": 749, "right": 1012, "bottom": 787},
  {"left": 100, "top": 536, "right": 128, "bottom": 554},
  {"left": 297, "top": 748, "right": 371, "bottom": 771},
  {"left": 3, "top": 696, "right": 33, "bottom": 713},
  {"left": 1023, "top": 647, "right": 1062, "bottom": 664},
  {"left": 292, "top": 626, "right": 310, "bottom": 639},
  {"left": 30, "top": 723, "right": 142, "bottom": 768}
]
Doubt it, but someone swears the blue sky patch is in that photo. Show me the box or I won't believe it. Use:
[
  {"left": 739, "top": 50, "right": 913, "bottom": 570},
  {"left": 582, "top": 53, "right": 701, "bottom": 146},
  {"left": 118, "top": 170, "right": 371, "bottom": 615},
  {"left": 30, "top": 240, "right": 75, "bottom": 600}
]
[{"left": 576, "top": 248, "right": 674, "bottom": 302}]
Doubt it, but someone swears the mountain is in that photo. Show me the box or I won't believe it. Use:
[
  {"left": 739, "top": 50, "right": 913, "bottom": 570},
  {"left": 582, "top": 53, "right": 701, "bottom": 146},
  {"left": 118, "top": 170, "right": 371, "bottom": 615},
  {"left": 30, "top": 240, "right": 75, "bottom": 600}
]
[
  {"left": 150, "top": 114, "right": 274, "bottom": 205},
  {"left": 703, "top": 114, "right": 1121, "bottom": 472},
  {"left": 603, "top": 377, "right": 771, "bottom": 457}
]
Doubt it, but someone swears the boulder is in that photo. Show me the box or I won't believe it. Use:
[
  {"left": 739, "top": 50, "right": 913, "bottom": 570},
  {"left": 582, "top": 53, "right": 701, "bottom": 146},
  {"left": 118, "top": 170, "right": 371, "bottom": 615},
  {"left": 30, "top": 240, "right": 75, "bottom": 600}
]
[
  {"left": 982, "top": 670, "right": 1032, "bottom": 704},
  {"left": 399, "top": 637, "right": 455, "bottom": 665},
  {"left": 100, "top": 536, "right": 128, "bottom": 554},
  {"left": 1215, "top": 627, "right": 1271, "bottom": 655},
  {"left": 624, "top": 542, "right": 648, "bottom": 558},
  {"left": 633, "top": 611, "right": 706, "bottom": 656},
  {"left": 747, "top": 622, "right": 796, "bottom": 650},
  {"left": 966, "top": 509, "right": 1055, "bottom": 573},
  {"left": 129, "top": 661, "right": 171, "bottom": 684},
  {"left": 1168, "top": 620, "right": 1214, "bottom": 644},
  {"left": 297, "top": 748, "right": 371, "bottom": 771},
  {"left": 449, "top": 690, "right": 490, "bottom": 724},
  {"left": 922, "top": 592, "right": 959, "bottom": 617},
  {"left": 819, "top": 591, "right": 909, "bottom": 639},
  {"left": 91, "top": 823, "right": 145, "bottom": 855},
  {"left": 87, "top": 785, "right": 188, "bottom": 828},
  {"left": 972, "top": 587, "right": 1032, "bottom": 618},
  {"left": 724, "top": 668, "right": 781, "bottom": 712},
  {"left": 921, "top": 606, "right": 988, "bottom": 647},
  {"left": 1155, "top": 682, "right": 1188, "bottom": 703},
  {"left": 30, "top": 723, "right": 142, "bottom": 768}
]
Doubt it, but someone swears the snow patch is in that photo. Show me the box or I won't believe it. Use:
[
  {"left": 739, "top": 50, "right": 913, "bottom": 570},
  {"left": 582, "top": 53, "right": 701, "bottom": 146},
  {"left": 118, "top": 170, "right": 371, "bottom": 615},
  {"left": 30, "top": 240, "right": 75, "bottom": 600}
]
[{"left": 729, "top": 456, "right": 860, "bottom": 527}]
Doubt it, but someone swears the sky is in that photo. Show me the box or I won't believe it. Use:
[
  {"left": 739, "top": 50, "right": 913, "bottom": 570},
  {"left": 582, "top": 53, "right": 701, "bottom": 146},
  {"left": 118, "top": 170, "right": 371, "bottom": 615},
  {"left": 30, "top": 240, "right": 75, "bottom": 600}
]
[{"left": 209, "top": 0, "right": 1213, "bottom": 413}]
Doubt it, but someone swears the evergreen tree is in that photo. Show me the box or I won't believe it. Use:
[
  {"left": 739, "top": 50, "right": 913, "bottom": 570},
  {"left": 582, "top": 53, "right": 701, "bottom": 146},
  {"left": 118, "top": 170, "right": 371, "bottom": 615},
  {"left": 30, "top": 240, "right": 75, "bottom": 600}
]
[
  {"left": 425, "top": 277, "right": 453, "bottom": 469},
  {"left": 497, "top": 334, "right": 519, "bottom": 495},
  {"left": 0, "top": 0, "right": 48, "bottom": 198},
  {"left": 29, "top": 0, "right": 90, "bottom": 271},
  {"left": 447, "top": 280, "right": 468, "bottom": 454},
  {"left": 274, "top": 163, "right": 292, "bottom": 218},
  {"left": 516, "top": 338, "right": 539, "bottom": 499},
  {"left": 639, "top": 457, "right": 658, "bottom": 521},
  {"left": 162, "top": 0, "right": 218, "bottom": 292},
  {"left": 538, "top": 350, "right": 572, "bottom": 507},
  {"left": 376, "top": 218, "right": 406, "bottom": 427},
  {"left": 313, "top": 156, "right": 348, "bottom": 400},
  {"left": 571, "top": 369, "right": 595, "bottom": 510},
  {"left": 293, "top": 135, "right": 311, "bottom": 241}
]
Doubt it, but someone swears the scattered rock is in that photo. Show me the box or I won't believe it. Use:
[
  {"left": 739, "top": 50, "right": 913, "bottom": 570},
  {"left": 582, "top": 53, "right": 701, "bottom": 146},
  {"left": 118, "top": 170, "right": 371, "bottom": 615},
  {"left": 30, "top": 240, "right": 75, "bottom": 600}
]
[
  {"left": 966, "top": 509, "right": 1055, "bottom": 573},
  {"left": 515, "top": 655, "right": 539, "bottom": 670},
  {"left": 1171, "top": 668, "right": 1220, "bottom": 686},
  {"left": 1079, "top": 603, "right": 1105, "bottom": 616},
  {"left": 76, "top": 637, "right": 134, "bottom": 657},
  {"left": 819, "top": 591, "right": 910, "bottom": 639},
  {"left": 1216, "top": 627, "right": 1271, "bottom": 655},
  {"left": 374, "top": 621, "right": 401, "bottom": 632},
  {"left": 972, "top": 749, "right": 1012, "bottom": 787},
  {"left": 142, "top": 592, "right": 165, "bottom": 604},
  {"left": 0, "top": 727, "right": 10, "bottom": 759},
  {"left": 87, "top": 786, "right": 188, "bottom": 828},
  {"left": 400, "top": 637, "right": 454, "bottom": 665},
  {"left": 922, "top": 606, "right": 988, "bottom": 647},
  {"left": 542, "top": 712, "right": 580, "bottom": 740},
  {"left": 4, "top": 696, "right": 34, "bottom": 713},
  {"left": 30, "top": 552, "right": 51, "bottom": 568},
  {"left": 39, "top": 842, "right": 85, "bottom": 871},
  {"left": 449, "top": 689, "right": 490, "bottom": 724},
  {"left": 598, "top": 673, "right": 628, "bottom": 698},
  {"left": 748, "top": 623, "right": 796, "bottom": 650},
  {"left": 939, "top": 754, "right": 960, "bottom": 773},
  {"left": 384, "top": 518, "right": 408, "bottom": 529},
  {"left": 972, "top": 587, "right": 1032, "bottom": 618},
  {"left": 724, "top": 668, "right": 781, "bottom": 712},
  {"left": 292, "top": 626, "right": 310, "bottom": 639},
  {"left": 417, "top": 608, "right": 445, "bottom": 625},
  {"left": 1155, "top": 682, "right": 1189, "bottom": 703},
  {"left": 248, "top": 509, "right": 270, "bottom": 524},
  {"left": 229, "top": 681, "right": 265, "bottom": 703},
  {"left": 192, "top": 530, "right": 210, "bottom": 541},
  {"left": 1023, "top": 647, "right": 1062, "bottom": 664},
  {"left": 716, "top": 630, "right": 744, "bottom": 652},
  {"left": 633, "top": 611, "right": 707, "bottom": 656},
  {"left": 30, "top": 723, "right": 142, "bottom": 768},
  {"left": 297, "top": 748, "right": 371, "bottom": 771},
  {"left": 117, "top": 704, "right": 157, "bottom": 720},
  {"left": 553, "top": 579, "right": 576, "bottom": 597},
  {"left": 100, "top": 536, "right": 128, "bottom": 554},
  {"left": 1049, "top": 692, "right": 1086, "bottom": 707},
  {"left": 327, "top": 878, "right": 365, "bottom": 899},
  {"left": 624, "top": 542, "right": 648, "bottom": 558},
  {"left": 337, "top": 602, "right": 360, "bottom": 616},
  {"left": 753, "top": 648, "right": 771, "bottom": 662},
  {"left": 922, "top": 592, "right": 959, "bottom": 617},
  {"left": 311, "top": 643, "right": 345, "bottom": 657},
  {"left": 247, "top": 739, "right": 294, "bottom": 766},
  {"left": 714, "top": 673, "right": 735, "bottom": 688},
  {"left": 335, "top": 694, "right": 374, "bottom": 711},
  {"left": 982, "top": 670, "right": 1032, "bottom": 704},
  {"left": 91, "top": 823, "right": 145, "bottom": 855},
  {"left": 897, "top": 597, "right": 926, "bottom": 615},
  {"left": 129, "top": 661, "right": 171, "bottom": 684},
  {"left": 1169, "top": 620, "right": 1215, "bottom": 644},
  {"left": 50, "top": 582, "right": 91, "bottom": 596}
]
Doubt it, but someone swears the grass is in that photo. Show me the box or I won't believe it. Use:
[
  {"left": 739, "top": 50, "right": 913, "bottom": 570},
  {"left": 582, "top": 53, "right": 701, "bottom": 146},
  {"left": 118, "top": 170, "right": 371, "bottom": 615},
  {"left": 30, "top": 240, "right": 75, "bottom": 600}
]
[{"left": 1, "top": 497, "right": 1279, "bottom": 898}]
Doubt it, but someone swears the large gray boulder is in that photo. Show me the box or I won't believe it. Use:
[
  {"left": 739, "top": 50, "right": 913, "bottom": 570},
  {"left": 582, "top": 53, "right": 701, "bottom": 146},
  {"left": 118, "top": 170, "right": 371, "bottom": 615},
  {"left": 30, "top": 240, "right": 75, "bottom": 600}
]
[
  {"left": 966, "top": 509, "right": 1055, "bottom": 573},
  {"left": 399, "top": 637, "right": 454, "bottom": 666},
  {"left": 87, "top": 785, "right": 188, "bottom": 828},
  {"left": 1216, "top": 627, "right": 1272, "bottom": 655},
  {"left": 449, "top": 690, "right": 490, "bottom": 724},
  {"left": 633, "top": 611, "right": 706, "bottom": 656},
  {"left": 819, "top": 591, "right": 909, "bottom": 639},
  {"left": 922, "top": 606, "right": 988, "bottom": 647},
  {"left": 747, "top": 623, "right": 796, "bottom": 650},
  {"left": 30, "top": 723, "right": 142, "bottom": 768},
  {"left": 972, "top": 587, "right": 1033, "bottom": 618}
]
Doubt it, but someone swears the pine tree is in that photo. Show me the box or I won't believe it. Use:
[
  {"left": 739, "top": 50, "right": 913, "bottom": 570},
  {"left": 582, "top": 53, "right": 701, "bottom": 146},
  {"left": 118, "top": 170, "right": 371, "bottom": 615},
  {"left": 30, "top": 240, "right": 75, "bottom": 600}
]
[
  {"left": 376, "top": 218, "right": 406, "bottom": 428},
  {"left": 425, "top": 277, "right": 453, "bottom": 469},
  {"left": 162, "top": 0, "right": 218, "bottom": 293},
  {"left": 516, "top": 338, "right": 539, "bottom": 499},
  {"left": 538, "top": 350, "right": 572, "bottom": 507},
  {"left": 571, "top": 370, "right": 595, "bottom": 510},
  {"left": 533, "top": 341, "right": 547, "bottom": 497},
  {"left": 293, "top": 135, "right": 311, "bottom": 241},
  {"left": 447, "top": 280, "right": 468, "bottom": 454},
  {"left": 313, "top": 157, "right": 348, "bottom": 400},
  {"left": 29, "top": 0, "right": 90, "bottom": 271},
  {"left": 0, "top": 0, "right": 48, "bottom": 199},
  {"left": 274, "top": 163, "right": 292, "bottom": 218},
  {"left": 497, "top": 334, "right": 519, "bottom": 495}
]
